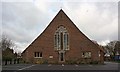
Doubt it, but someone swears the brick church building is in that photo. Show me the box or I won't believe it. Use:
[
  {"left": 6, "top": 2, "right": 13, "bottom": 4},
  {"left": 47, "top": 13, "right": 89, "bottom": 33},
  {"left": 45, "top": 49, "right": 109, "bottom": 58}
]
[{"left": 22, "top": 9, "right": 104, "bottom": 64}]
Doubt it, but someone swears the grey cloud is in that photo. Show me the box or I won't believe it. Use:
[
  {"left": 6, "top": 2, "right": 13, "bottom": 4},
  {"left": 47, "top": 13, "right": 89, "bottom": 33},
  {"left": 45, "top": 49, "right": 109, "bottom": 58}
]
[
  {"left": 2, "top": 1, "right": 118, "bottom": 52},
  {"left": 2, "top": 2, "right": 50, "bottom": 52},
  {"left": 64, "top": 2, "right": 118, "bottom": 44}
]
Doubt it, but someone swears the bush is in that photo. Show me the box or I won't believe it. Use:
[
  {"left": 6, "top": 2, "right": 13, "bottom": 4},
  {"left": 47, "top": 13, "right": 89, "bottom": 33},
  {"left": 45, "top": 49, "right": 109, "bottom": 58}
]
[
  {"left": 53, "top": 61, "right": 58, "bottom": 64},
  {"left": 66, "top": 60, "right": 77, "bottom": 64},
  {"left": 43, "top": 59, "right": 48, "bottom": 64},
  {"left": 90, "top": 61, "right": 99, "bottom": 64}
]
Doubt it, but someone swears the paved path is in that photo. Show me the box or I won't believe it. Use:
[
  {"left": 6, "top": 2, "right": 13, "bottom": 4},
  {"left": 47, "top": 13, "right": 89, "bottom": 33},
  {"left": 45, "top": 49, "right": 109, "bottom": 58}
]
[{"left": 2, "top": 62, "right": 119, "bottom": 72}]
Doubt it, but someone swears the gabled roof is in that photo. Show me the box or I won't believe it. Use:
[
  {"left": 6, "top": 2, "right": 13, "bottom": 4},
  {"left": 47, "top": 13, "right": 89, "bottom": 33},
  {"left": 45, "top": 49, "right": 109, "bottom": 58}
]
[{"left": 22, "top": 9, "right": 103, "bottom": 54}]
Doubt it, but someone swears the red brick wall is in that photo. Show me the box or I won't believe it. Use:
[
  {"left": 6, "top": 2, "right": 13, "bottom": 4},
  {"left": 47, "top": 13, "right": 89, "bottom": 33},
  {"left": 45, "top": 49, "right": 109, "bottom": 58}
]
[{"left": 22, "top": 10, "right": 104, "bottom": 64}]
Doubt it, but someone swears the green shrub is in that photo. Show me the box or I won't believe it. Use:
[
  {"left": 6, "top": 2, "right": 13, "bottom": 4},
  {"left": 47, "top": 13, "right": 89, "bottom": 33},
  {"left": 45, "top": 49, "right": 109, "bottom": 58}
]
[
  {"left": 66, "top": 60, "right": 77, "bottom": 64},
  {"left": 43, "top": 59, "right": 48, "bottom": 64},
  {"left": 90, "top": 61, "right": 99, "bottom": 64}
]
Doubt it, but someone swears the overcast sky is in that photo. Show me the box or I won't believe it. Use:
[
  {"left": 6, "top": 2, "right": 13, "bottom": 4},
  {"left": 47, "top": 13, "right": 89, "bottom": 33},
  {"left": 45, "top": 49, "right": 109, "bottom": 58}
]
[{"left": 1, "top": 0, "right": 119, "bottom": 53}]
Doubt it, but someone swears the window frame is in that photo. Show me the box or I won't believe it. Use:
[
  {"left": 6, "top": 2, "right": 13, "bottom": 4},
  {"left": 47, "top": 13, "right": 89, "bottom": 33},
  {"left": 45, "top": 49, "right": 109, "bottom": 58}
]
[
  {"left": 54, "top": 26, "right": 69, "bottom": 51},
  {"left": 34, "top": 52, "right": 42, "bottom": 58},
  {"left": 82, "top": 51, "right": 91, "bottom": 58}
]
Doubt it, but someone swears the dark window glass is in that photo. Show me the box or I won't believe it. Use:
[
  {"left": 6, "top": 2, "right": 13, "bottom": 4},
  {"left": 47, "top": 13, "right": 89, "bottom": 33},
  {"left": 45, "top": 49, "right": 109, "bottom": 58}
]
[
  {"left": 34, "top": 52, "right": 37, "bottom": 57},
  {"left": 60, "top": 33, "right": 63, "bottom": 50},
  {"left": 66, "top": 34, "right": 68, "bottom": 45},
  {"left": 34, "top": 52, "right": 42, "bottom": 57},
  {"left": 37, "top": 52, "right": 39, "bottom": 57},
  {"left": 61, "top": 53, "right": 64, "bottom": 61},
  {"left": 55, "top": 35, "right": 57, "bottom": 47},
  {"left": 40, "top": 52, "right": 42, "bottom": 57}
]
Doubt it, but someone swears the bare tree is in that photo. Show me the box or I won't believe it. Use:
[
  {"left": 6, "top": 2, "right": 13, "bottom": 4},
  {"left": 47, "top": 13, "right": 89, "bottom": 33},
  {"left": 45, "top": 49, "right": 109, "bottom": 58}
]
[
  {"left": 104, "top": 41, "right": 120, "bottom": 60},
  {"left": 114, "top": 41, "right": 120, "bottom": 55},
  {"left": 108, "top": 41, "right": 117, "bottom": 56},
  {"left": 1, "top": 35, "right": 16, "bottom": 65},
  {"left": 1, "top": 35, "right": 14, "bottom": 51}
]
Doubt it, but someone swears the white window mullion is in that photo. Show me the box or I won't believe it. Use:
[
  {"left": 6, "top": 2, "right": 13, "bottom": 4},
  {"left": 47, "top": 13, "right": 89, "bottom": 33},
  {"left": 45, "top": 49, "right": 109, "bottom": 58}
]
[{"left": 54, "top": 26, "right": 69, "bottom": 51}]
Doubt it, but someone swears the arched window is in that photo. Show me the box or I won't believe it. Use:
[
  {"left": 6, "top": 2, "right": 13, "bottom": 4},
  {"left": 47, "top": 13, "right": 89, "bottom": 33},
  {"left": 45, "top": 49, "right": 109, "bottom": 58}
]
[{"left": 54, "top": 26, "right": 69, "bottom": 50}]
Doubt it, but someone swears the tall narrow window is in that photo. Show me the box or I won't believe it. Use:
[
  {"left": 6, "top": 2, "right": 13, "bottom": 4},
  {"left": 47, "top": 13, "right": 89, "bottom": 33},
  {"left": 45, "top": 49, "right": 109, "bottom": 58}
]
[
  {"left": 60, "top": 33, "right": 63, "bottom": 50},
  {"left": 55, "top": 34, "right": 57, "bottom": 47},
  {"left": 34, "top": 52, "right": 37, "bottom": 57},
  {"left": 64, "top": 33, "right": 68, "bottom": 50},
  {"left": 60, "top": 53, "right": 64, "bottom": 61},
  {"left": 64, "top": 33, "right": 66, "bottom": 49},
  {"left": 54, "top": 26, "right": 69, "bottom": 50},
  {"left": 58, "top": 34, "right": 60, "bottom": 49},
  {"left": 66, "top": 33, "right": 69, "bottom": 46}
]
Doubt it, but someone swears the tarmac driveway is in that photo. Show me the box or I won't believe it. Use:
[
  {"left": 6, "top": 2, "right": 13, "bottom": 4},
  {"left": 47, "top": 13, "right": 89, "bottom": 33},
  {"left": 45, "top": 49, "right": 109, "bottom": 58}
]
[{"left": 2, "top": 61, "right": 119, "bottom": 72}]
